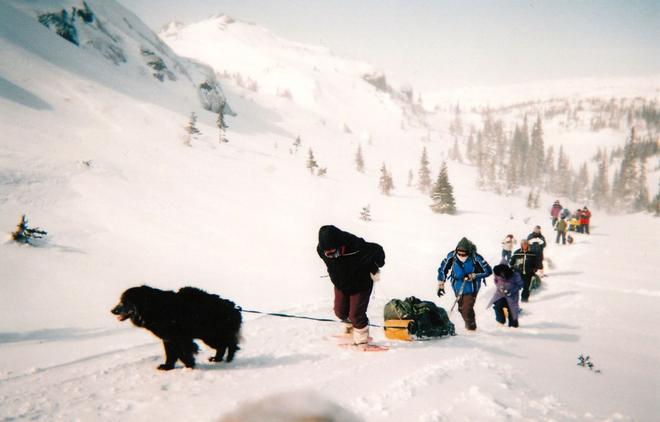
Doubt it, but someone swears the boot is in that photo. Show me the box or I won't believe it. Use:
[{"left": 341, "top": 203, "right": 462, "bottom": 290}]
[
  {"left": 353, "top": 326, "right": 369, "bottom": 345},
  {"left": 339, "top": 320, "right": 353, "bottom": 337}
]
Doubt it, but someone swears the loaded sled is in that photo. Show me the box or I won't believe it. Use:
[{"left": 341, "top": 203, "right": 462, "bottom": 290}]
[{"left": 383, "top": 296, "right": 455, "bottom": 341}]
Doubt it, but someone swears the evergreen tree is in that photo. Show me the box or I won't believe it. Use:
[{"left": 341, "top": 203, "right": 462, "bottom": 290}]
[
  {"left": 306, "top": 148, "right": 318, "bottom": 174},
  {"left": 430, "top": 162, "right": 457, "bottom": 214},
  {"left": 574, "top": 163, "right": 590, "bottom": 203},
  {"left": 634, "top": 158, "right": 650, "bottom": 211},
  {"left": 360, "top": 205, "right": 372, "bottom": 221},
  {"left": 555, "top": 145, "right": 572, "bottom": 197},
  {"left": 544, "top": 145, "right": 556, "bottom": 192},
  {"left": 527, "top": 115, "right": 545, "bottom": 185},
  {"left": 526, "top": 189, "right": 534, "bottom": 209},
  {"left": 591, "top": 149, "right": 611, "bottom": 210},
  {"left": 216, "top": 104, "right": 229, "bottom": 143},
  {"left": 184, "top": 112, "right": 200, "bottom": 146},
  {"left": 407, "top": 169, "right": 413, "bottom": 187},
  {"left": 650, "top": 181, "right": 660, "bottom": 216},
  {"left": 615, "top": 127, "right": 639, "bottom": 209},
  {"left": 418, "top": 147, "right": 432, "bottom": 193},
  {"left": 355, "top": 144, "right": 365, "bottom": 173},
  {"left": 292, "top": 136, "right": 302, "bottom": 154},
  {"left": 379, "top": 163, "right": 394, "bottom": 195},
  {"left": 465, "top": 132, "right": 475, "bottom": 163},
  {"left": 449, "top": 103, "right": 463, "bottom": 138},
  {"left": 450, "top": 138, "right": 463, "bottom": 163}
]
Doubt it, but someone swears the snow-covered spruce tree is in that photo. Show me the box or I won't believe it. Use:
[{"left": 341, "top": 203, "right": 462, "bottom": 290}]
[
  {"left": 526, "top": 189, "right": 535, "bottom": 209},
  {"left": 355, "top": 144, "right": 365, "bottom": 173},
  {"left": 613, "top": 127, "right": 639, "bottom": 209},
  {"left": 591, "top": 149, "right": 610, "bottom": 210},
  {"left": 450, "top": 138, "right": 463, "bottom": 163},
  {"left": 306, "top": 148, "right": 319, "bottom": 174},
  {"left": 184, "top": 112, "right": 200, "bottom": 146},
  {"left": 417, "top": 147, "right": 432, "bottom": 193},
  {"left": 430, "top": 162, "right": 456, "bottom": 214},
  {"left": 360, "top": 205, "right": 372, "bottom": 221},
  {"left": 650, "top": 181, "right": 660, "bottom": 216},
  {"left": 449, "top": 103, "right": 463, "bottom": 138},
  {"left": 634, "top": 157, "right": 650, "bottom": 211},
  {"left": 292, "top": 136, "right": 301, "bottom": 154},
  {"left": 544, "top": 145, "right": 556, "bottom": 192},
  {"left": 379, "top": 163, "right": 394, "bottom": 195},
  {"left": 407, "top": 169, "right": 413, "bottom": 187},
  {"left": 465, "top": 132, "right": 475, "bottom": 163},
  {"left": 555, "top": 145, "right": 572, "bottom": 197},
  {"left": 574, "top": 163, "right": 590, "bottom": 204},
  {"left": 11, "top": 215, "right": 47, "bottom": 245},
  {"left": 216, "top": 103, "right": 229, "bottom": 143},
  {"left": 527, "top": 115, "right": 545, "bottom": 187}
]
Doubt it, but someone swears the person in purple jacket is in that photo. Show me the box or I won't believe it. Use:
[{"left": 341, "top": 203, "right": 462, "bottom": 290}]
[{"left": 487, "top": 262, "right": 523, "bottom": 327}]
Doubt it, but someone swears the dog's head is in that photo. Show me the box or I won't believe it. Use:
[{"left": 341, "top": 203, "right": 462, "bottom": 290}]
[{"left": 111, "top": 286, "right": 152, "bottom": 326}]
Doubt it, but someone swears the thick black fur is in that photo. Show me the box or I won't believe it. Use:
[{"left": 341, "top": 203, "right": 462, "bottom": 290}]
[{"left": 111, "top": 285, "right": 242, "bottom": 370}]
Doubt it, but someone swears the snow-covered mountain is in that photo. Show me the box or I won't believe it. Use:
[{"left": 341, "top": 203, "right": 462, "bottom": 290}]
[{"left": 1, "top": 3, "right": 659, "bottom": 422}]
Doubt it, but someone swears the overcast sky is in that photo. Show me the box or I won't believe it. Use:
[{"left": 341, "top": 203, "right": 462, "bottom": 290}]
[{"left": 118, "top": 0, "right": 660, "bottom": 91}]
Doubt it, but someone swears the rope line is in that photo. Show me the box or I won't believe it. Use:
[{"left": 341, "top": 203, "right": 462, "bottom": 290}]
[{"left": 238, "top": 307, "right": 405, "bottom": 330}]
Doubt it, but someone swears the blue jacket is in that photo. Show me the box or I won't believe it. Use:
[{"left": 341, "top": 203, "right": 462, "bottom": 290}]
[{"left": 437, "top": 251, "right": 492, "bottom": 295}]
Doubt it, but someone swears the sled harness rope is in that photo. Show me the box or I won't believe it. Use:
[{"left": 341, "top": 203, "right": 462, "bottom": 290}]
[{"left": 237, "top": 307, "right": 398, "bottom": 329}]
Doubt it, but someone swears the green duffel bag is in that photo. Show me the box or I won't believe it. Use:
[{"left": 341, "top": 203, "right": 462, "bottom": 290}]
[{"left": 383, "top": 296, "right": 455, "bottom": 339}]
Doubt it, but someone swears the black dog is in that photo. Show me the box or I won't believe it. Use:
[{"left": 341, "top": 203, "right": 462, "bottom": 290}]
[{"left": 111, "top": 285, "right": 242, "bottom": 370}]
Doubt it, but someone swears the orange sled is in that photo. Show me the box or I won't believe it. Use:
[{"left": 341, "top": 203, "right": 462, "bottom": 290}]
[{"left": 383, "top": 319, "right": 415, "bottom": 341}]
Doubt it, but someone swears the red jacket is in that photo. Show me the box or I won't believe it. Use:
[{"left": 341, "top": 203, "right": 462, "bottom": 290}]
[{"left": 579, "top": 210, "right": 591, "bottom": 224}]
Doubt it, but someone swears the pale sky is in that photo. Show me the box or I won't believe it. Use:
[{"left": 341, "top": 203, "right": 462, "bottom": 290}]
[{"left": 118, "top": 0, "right": 660, "bottom": 91}]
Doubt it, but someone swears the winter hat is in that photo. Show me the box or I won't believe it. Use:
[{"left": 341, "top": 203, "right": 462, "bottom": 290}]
[
  {"left": 455, "top": 237, "right": 473, "bottom": 253},
  {"left": 493, "top": 264, "right": 513, "bottom": 279},
  {"left": 318, "top": 225, "right": 342, "bottom": 249}
]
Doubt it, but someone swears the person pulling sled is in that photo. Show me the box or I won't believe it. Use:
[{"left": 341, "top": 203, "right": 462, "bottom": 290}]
[{"left": 317, "top": 225, "right": 385, "bottom": 348}]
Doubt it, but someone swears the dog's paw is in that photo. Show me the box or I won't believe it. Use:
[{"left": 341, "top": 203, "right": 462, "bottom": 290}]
[
  {"left": 208, "top": 356, "right": 223, "bottom": 362},
  {"left": 157, "top": 364, "right": 175, "bottom": 371}
]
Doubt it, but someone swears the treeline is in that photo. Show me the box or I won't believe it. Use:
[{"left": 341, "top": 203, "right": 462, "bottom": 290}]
[{"left": 452, "top": 110, "right": 659, "bottom": 215}]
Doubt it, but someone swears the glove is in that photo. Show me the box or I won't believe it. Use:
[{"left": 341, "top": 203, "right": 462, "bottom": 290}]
[
  {"left": 465, "top": 273, "right": 476, "bottom": 281},
  {"left": 437, "top": 283, "right": 445, "bottom": 297},
  {"left": 504, "top": 289, "right": 511, "bottom": 297},
  {"left": 370, "top": 270, "right": 381, "bottom": 282}
]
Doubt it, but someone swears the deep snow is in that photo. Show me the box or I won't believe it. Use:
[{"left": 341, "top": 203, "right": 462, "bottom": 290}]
[{"left": 1, "top": 1, "right": 659, "bottom": 421}]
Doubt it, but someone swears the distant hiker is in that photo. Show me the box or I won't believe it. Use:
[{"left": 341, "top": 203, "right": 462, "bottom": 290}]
[
  {"left": 501, "top": 234, "right": 516, "bottom": 261},
  {"left": 437, "top": 237, "right": 492, "bottom": 331},
  {"left": 560, "top": 207, "right": 571, "bottom": 220},
  {"left": 568, "top": 215, "right": 580, "bottom": 232},
  {"left": 555, "top": 217, "right": 568, "bottom": 245},
  {"left": 317, "top": 225, "right": 385, "bottom": 346},
  {"left": 488, "top": 262, "right": 523, "bottom": 327},
  {"left": 580, "top": 206, "right": 591, "bottom": 234},
  {"left": 550, "top": 200, "right": 563, "bottom": 226},
  {"left": 509, "top": 239, "right": 539, "bottom": 302},
  {"left": 527, "top": 226, "right": 547, "bottom": 277}
]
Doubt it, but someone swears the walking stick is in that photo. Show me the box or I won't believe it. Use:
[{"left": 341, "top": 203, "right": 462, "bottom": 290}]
[{"left": 448, "top": 278, "right": 467, "bottom": 319}]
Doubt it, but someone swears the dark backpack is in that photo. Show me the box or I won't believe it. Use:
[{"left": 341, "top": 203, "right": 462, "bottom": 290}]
[{"left": 384, "top": 296, "right": 455, "bottom": 338}]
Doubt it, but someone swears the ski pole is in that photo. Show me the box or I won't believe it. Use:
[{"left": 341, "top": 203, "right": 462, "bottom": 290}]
[{"left": 449, "top": 279, "right": 466, "bottom": 319}]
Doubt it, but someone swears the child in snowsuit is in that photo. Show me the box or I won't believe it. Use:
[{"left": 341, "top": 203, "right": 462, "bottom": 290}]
[
  {"left": 555, "top": 217, "right": 568, "bottom": 245},
  {"left": 488, "top": 263, "right": 523, "bottom": 327},
  {"left": 501, "top": 234, "right": 516, "bottom": 261},
  {"left": 437, "top": 237, "right": 492, "bottom": 331},
  {"left": 317, "top": 225, "right": 385, "bottom": 346}
]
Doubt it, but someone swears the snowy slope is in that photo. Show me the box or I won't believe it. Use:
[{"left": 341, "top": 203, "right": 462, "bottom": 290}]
[{"left": 1, "top": 4, "right": 659, "bottom": 422}]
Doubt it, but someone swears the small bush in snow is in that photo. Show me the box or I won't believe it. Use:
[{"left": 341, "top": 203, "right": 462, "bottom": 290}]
[{"left": 11, "top": 215, "right": 47, "bottom": 245}]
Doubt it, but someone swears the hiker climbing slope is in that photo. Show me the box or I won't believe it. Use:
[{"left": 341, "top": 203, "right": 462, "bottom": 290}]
[{"left": 437, "top": 237, "right": 492, "bottom": 331}]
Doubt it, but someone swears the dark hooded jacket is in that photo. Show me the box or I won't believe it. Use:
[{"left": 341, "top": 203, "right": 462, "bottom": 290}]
[{"left": 317, "top": 225, "right": 385, "bottom": 293}]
